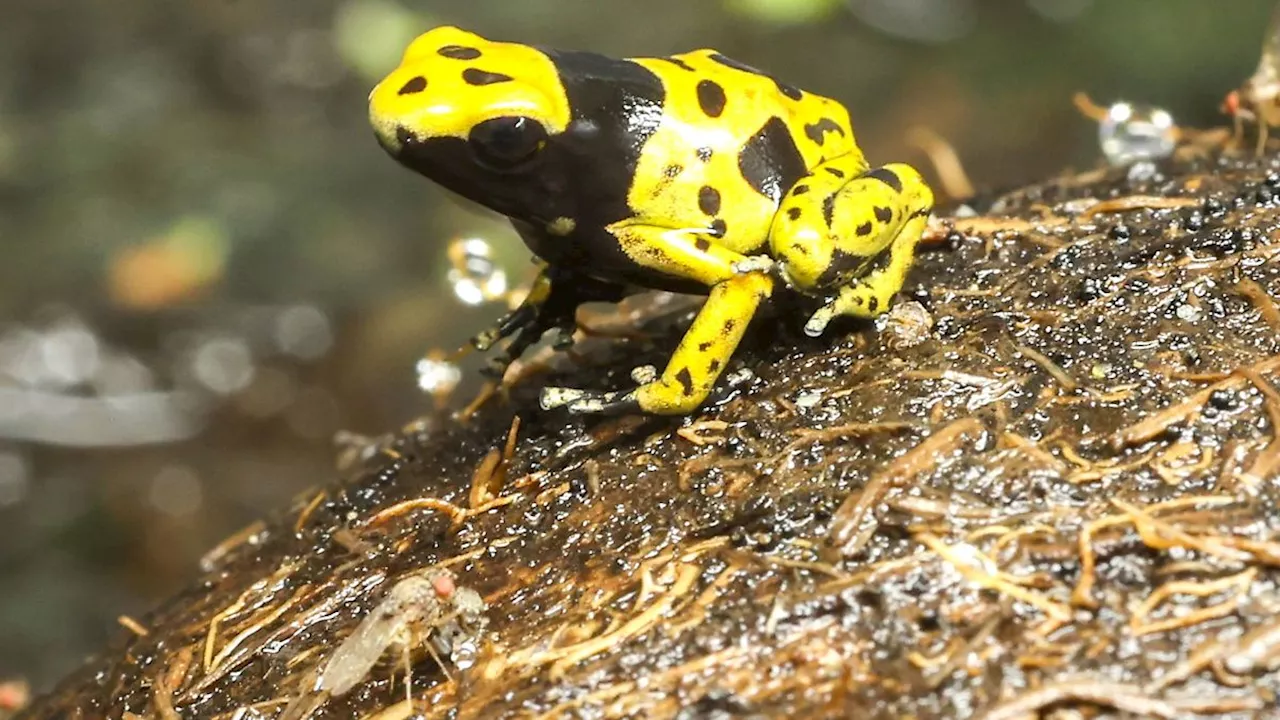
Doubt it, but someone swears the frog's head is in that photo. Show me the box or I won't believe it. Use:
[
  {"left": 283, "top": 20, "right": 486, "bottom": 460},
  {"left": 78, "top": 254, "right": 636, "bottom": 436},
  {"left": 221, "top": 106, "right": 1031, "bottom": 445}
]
[{"left": 369, "top": 27, "right": 573, "bottom": 217}]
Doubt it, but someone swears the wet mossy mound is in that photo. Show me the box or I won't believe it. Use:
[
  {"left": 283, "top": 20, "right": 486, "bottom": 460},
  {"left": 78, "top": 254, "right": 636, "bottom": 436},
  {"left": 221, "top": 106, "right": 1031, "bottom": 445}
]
[{"left": 22, "top": 146, "right": 1280, "bottom": 719}]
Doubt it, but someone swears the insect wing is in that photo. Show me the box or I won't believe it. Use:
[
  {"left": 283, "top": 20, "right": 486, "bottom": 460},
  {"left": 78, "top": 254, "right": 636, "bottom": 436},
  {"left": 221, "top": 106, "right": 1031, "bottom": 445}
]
[
  {"left": 317, "top": 607, "right": 410, "bottom": 696},
  {"left": 1252, "top": 2, "right": 1280, "bottom": 89}
]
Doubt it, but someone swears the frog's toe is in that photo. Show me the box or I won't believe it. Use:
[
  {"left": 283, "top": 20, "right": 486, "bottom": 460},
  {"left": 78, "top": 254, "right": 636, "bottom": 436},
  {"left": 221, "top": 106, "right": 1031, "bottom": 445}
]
[
  {"left": 569, "top": 391, "right": 639, "bottom": 415},
  {"left": 551, "top": 328, "right": 576, "bottom": 351},
  {"left": 471, "top": 328, "right": 501, "bottom": 352},
  {"left": 704, "top": 366, "right": 757, "bottom": 405},
  {"left": 472, "top": 305, "right": 535, "bottom": 351},
  {"left": 804, "top": 304, "right": 837, "bottom": 337},
  {"left": 549, "top": 313, "right": 579, "bottom": 350},
  {"left": 732, "top": 255, "right": 775, "bottom": 275},
  {"left": 539, "top": 386, "right": 588, "bottom": 410},
  {"left": 804, "top": 283, "right": 891, "bottom": 337},
  {"left": 540, "top": 386, "right": 639, "bottom": 415},
  {"left": 479, "top": 355, "right": 511, "bottom": 379},
  {"left": 630, "top": 365, "right": 659, "bottom": 384}
]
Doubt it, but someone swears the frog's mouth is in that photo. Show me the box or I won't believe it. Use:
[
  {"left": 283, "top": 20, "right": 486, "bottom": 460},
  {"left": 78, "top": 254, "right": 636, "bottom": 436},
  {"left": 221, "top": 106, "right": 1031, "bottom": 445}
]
[
  {"left": 381, "top": 129, "right": 475, "bottom": 190},
  {"left": 370, "top": 122, "right": 423, "bottom": 158},
  {"left": 376, "top": 127, "right": 532, "bottom": 221}
]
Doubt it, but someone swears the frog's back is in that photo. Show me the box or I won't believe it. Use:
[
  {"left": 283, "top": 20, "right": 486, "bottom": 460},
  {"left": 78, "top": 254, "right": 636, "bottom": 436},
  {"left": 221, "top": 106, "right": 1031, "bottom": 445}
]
[
  {"left": 623, "top": 48, "right": 867, "bottom": 253},
  {"left": 369, "top": 26, "right": 869, "bottom": 259},
  {"left": 638, "top": 49, "right": 859, "bottom": 168}
]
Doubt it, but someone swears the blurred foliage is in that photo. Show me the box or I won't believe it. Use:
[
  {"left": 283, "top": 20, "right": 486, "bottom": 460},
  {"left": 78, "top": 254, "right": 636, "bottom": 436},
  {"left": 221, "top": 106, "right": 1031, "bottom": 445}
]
[{"left": 0, "top": 0, "right": 1274, "bottom": 694}]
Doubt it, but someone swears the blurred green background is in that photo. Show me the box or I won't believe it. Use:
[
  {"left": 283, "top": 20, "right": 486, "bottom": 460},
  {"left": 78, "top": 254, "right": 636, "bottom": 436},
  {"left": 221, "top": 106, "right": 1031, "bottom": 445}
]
[{"left": 0, "top": 0, "right": 1271, "bottom": 696}]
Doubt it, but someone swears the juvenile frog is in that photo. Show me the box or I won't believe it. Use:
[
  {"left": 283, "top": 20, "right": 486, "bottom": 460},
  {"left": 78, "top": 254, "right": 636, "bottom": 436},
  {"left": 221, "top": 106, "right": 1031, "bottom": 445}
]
[{"left": 369, "top": 27, "right": 933, "bottom": 415}]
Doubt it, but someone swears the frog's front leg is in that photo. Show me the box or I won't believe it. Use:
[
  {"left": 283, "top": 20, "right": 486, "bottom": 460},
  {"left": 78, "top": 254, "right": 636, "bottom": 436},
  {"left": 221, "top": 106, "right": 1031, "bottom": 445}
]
[
  {"left": 472, "top": 264, "right": 627, "bottom": 376},
  {"left": 540, "top": 226, "right": 773, "bottom": 415},
  {"left": 769, "top": 159, "right": 934, "bottom": 337}
]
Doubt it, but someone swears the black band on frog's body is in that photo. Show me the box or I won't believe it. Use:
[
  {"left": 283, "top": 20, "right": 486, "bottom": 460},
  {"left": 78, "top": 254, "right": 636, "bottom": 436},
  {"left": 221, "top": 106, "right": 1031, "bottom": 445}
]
[{"left": 539, "top": 48, "right": 666, "bottom": 227}]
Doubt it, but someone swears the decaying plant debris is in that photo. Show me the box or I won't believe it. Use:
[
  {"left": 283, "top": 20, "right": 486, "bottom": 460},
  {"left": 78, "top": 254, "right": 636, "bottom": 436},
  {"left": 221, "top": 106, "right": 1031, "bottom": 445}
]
[{"left": 19, "top": 144, "right": 1280, "bottom": 719}]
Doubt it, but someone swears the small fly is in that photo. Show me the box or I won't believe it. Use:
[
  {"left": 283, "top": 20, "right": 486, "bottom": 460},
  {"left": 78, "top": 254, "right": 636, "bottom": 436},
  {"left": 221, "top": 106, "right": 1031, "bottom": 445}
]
[
  {"left": 280, "top": 568, "right": 487, "bottom": 720},
  {"left": 1224, "top": 1, "right": 1280, "bottom": 154}
]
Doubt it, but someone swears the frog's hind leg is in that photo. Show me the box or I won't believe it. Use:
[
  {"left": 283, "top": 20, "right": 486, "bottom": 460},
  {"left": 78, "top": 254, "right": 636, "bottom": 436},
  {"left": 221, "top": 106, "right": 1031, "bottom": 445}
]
[{"left": 770, "top": 160, "right": 933, "bottom": 337}]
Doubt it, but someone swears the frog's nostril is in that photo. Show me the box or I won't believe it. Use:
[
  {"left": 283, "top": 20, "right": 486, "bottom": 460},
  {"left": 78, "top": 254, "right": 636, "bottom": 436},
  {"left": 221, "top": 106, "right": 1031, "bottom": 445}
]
[
  {"left": 398, "top": 76, "right": 427, "bottom": 95},
  {"left": 375, "top": 125, "right": 418, "bottom": 155}
]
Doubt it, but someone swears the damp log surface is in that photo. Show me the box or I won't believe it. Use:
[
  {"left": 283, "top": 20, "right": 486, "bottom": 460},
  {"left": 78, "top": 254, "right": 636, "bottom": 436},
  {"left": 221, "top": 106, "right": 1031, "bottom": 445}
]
[{"left": 20, "top": 147, "right": 1280, "bottom": 720}]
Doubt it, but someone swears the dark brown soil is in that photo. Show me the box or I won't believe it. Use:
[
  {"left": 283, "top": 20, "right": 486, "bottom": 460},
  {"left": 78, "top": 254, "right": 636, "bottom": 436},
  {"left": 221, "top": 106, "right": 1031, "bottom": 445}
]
[{"left": 19, "top": 144, "right": 1280, "bottom": 720}]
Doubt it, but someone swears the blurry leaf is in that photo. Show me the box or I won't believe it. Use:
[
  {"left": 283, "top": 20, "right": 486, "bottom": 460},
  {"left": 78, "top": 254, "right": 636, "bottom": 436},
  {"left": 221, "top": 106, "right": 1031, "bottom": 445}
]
[
  {"left": 848, "top": 0, "right": 976, "bottom": 44},
  {"left": 333, "top": 0, "right": 431, "bottom": 81},
  {"left": 724, "top": 0, "right": 841, "bottom": 25},
  {"left": 0, "top": 119, "right": 16, "bottom": 181},
  {"left": 108, "top": 217, "right": 229, "bottom": 310},
  {"left": 1026, "top": 0, "right": 1094, "bottom": 23}
]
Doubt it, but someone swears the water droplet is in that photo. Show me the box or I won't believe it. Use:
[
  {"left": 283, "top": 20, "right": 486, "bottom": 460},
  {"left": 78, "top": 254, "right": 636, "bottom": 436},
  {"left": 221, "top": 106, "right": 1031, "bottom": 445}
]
[
  {"left": 274, "top": 305, "right": 333, "bottom": 360},
  {"left": 452, "top": 639, "right": 478, "bottom": 670},
  {"left": 1126, "top": 161, "right": 1159, "bottom": 183},
  {"left": 192, "top": 336, "right": 256, "bottom": 394},
  {"left": 795, "top": 389, "right": 824, "bottom": 408},
  {"left": 447, "top": 237, "right": 508, "bottom": 306},
  {"left": 149, "top": 465, "right": 204, "bottom": 517},
  {"left": 1098, "top": 101, "right": 1176, "bottom": 166},
  {"left": 416, "top": 356, "right": 461, "bottom": 396}
]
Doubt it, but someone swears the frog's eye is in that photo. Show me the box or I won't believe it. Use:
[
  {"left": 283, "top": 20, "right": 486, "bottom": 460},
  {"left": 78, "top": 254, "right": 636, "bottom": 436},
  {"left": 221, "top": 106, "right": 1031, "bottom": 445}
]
[{"left": 467, "top": 116, "right": 547, "bottom": 171}]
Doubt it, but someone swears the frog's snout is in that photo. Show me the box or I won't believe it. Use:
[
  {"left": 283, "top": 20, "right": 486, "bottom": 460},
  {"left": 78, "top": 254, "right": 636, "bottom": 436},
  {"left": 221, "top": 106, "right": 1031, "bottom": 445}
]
[
  {"left": 373, "top": 125, "right": 416, "bottom": 156},
  {"left": 369, "top": 117, "right": 406, "bottom": 156},
  {"left": 369, "top": 91, "right": 415, "bottom": 155},
  {"left": 369, "top": 71, "right": 421, "bottom": 152}
]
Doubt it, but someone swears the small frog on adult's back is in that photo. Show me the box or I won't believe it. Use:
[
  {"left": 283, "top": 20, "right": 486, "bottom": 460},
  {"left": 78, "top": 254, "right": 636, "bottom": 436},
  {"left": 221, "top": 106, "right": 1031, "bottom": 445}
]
[{"left": 368, "top": 26, "right": 933, "bottom": 416}]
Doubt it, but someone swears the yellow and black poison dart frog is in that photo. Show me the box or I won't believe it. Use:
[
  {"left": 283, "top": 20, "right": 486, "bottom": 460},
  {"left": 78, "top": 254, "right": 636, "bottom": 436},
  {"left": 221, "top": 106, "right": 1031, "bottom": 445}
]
[{"left": 369, "top": 27, "right": 934, "bottom": 416}]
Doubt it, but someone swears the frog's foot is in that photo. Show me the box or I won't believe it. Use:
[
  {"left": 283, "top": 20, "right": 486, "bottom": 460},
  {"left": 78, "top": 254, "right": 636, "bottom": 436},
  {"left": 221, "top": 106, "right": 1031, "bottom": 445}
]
[
  {"left": 732, "top": 255, "right": 775, "bottom": 276},
  {"left": 702, "top": 366, "right": 756, "bottom": 405},
  {"left": 538, "top": 375, "right": 698, "bottom": 416},
  {"left": 800, "top": 202, "right": 931, "bottom": 338},
  {"left": 629, "top": 365, "right": 659, "bottom": 384},
  {"left": 479, "top": 321, "right": 547, "bottom": 378},
  {"left": 549, "top": 312, "right": 580, "bottom": 351},
  {"left": 538, "top": 365, "right": 655, "bottom": 414},
  {"left": 472, "top": 302, "right": 538, "bottom": 353},
  {"left": 539, "top": 386, "right": 640, "bottom": 415},
  {"left": 803, "top": 282, "right": 891, "bottom": 337},
  {"left": 473, "top": 267, "right": 628, "bottom": 378},
  {"left": 472, "top": 274, "right": 554, "bottom": 379},
  {"left": 768, "top": 160, "right": 934, "bottom": 338},
  {"left": 541, "top": 335, "right": 759, "bottom": 417}
]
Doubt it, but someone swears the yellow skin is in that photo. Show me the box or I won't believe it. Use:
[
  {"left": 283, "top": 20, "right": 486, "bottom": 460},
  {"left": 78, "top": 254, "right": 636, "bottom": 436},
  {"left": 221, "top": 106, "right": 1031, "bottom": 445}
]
[{"left": 369, "top": 27, "right": 934, "bottom": 415}]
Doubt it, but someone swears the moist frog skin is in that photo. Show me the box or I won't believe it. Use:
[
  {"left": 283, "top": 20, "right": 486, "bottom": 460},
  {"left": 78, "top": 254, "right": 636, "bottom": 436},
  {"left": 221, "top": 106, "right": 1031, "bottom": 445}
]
[{"left": 369, "top": 26, "right": 934, "bottom": 415}]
